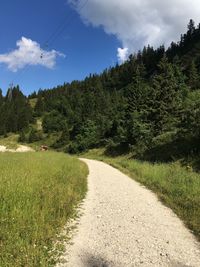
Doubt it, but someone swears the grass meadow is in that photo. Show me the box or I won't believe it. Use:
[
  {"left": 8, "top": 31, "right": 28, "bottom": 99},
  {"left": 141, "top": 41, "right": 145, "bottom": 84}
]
[
  {"left": 0, "top": 152, "right": 88, "bottom": 267},
  {"left": 84, "top": 149, "right": 200, "bottom": 241}
]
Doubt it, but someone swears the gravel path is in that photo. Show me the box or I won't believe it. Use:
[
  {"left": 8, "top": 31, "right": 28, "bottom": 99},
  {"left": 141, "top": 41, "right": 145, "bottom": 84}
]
[
  {"left": 0, "top": 145, "right": 34, "bottom": 152},
  {"left": 58, "top": 159, "right": 200, "bottom": 267}
]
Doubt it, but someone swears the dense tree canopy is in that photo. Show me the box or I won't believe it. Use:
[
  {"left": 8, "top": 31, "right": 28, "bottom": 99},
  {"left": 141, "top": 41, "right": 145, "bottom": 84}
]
[{"left": 0, "top": 86, "right": 33, "bottom": 135}]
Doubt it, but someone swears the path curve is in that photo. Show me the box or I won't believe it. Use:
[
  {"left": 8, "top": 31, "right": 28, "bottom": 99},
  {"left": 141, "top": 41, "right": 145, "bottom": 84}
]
[{"left": 58, "top": 159, "right": 200, "bottom": 267}]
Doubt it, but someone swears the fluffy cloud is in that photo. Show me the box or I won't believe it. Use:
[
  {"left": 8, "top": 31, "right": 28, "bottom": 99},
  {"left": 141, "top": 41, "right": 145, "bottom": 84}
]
[
  {"left": 117, "top": 47, "right": 129, "bottom": 63},
  {"left": 69, "top": 0, "right": 200, "bottom": 61},
  {"left": 0, "top": 37, "right": 65, "bottom": 72}
]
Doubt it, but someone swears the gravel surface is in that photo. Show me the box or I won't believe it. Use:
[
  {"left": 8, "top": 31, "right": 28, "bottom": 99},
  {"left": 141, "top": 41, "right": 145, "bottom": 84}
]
[
  {"left": 0, "top": 145, "right": 34, "bottom": 152},
  {"left": 16, "top": 145, "right": 34, "bottom": 152},
  {"left": 58, "top": 159, "right": 200, "bottom": 267}
]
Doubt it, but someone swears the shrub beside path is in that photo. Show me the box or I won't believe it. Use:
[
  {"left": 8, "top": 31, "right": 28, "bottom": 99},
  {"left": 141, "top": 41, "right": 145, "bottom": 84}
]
[{"left": 58, "top": 159, "right": 200, "bottom": 267}]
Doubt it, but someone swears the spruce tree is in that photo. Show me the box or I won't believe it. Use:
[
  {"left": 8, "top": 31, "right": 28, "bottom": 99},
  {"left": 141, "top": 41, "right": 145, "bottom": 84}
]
[
  {"left": 34, "top": 95, "right": 45, "bottom": 116},
  {"left": 188, "top": 60, "right": 200, "bottom": 89},
  {"left": 150, "top": 55, "right": 187, "bottom": 135}
]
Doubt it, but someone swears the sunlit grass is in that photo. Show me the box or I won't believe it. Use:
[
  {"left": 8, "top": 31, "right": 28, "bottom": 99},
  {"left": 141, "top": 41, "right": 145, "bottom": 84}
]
[{"left": 0, "top": 152, "right": 88, "bottom": 267}]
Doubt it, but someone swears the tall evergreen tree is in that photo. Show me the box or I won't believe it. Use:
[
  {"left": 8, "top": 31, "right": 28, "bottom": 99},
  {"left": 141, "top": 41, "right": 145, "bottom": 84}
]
[
  {"left": 34, "top": 95, "right": 45, "bottom": 116},
  {"left": 188, "top": 60, "right": 200, "bottom": 89},
  {"left": 150, "top": 55, "right": 187, "bottom": 135}
]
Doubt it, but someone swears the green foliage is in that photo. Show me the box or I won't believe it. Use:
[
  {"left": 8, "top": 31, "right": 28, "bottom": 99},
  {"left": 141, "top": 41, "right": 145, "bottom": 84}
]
[
  {"left": 180, "top": 90, "right": 200, "bottom": 137},
  {"left": 34, "top": 95, "right": 45, "bottom": 116},
  {"left": 43, "top": 111, "right": 67, "bottom": 133},
  {"left": 0, "top": 86, "right": 33, "bottom": 134},
  {"left": 28, "top": 128, "right": 43, "bottom": 143},
  {"left": 0, "top": 152, "right": 88, "bottom": 267},
  {"left": 69, "top": 120, "right": 100, "bottom": 153},
  {"left": 188, "top": 60, "right": 200, "bottom": 89},
  {"left": 52, "top": 125, "right": 70, "bottom": 149},
  {"left": 18, "top": 130, "right": 26, "bottom": 142},
  {"left": 150, "top": 56, "right": 185, "bottom": 134}
]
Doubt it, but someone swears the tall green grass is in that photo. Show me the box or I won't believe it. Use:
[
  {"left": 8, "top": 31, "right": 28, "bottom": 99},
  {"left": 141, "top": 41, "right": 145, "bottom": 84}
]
[
  {"left": 0, "top": 152, "right": 88, "bottom": 267},
  {"left": 84, "top": 149, "right": 200, "bottom": 240}
]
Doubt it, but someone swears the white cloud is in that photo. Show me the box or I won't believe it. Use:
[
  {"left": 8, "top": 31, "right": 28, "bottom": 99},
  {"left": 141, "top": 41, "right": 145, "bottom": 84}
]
[
  {"left": 0, "top": 37, "right": 65, "bottom": 72},
  {"left": 117, "top": 47, "right": 129, "bottom": 63},
  {"left": 69, "top": 0, "right": 200, "bottom": 60}
]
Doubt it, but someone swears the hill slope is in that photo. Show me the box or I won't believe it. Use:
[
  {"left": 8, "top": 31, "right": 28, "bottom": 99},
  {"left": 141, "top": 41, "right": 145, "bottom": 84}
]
[{"left": 2, "top": 20, "right": 200, "bottom": 165}]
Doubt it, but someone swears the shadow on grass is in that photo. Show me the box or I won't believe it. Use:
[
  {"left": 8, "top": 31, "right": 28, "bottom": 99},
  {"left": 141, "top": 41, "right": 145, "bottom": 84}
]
[
  {"left": 104, "top": 137, "right": 200, "bottom": 171},
  {"left": 104, "top": 142, "right": 130, "bottom": 157}
]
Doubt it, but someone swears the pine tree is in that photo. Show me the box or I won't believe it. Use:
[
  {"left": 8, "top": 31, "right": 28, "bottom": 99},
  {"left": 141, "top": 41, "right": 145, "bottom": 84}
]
[
  {"left": 125, "top": 64, "right": 147, "bottom": 113},
  {"left": 187, "top": 19, "right": 195, "bottom": 36},
  {"left": 34, "top": 95, "right": 45, "bottom": 116},
  {"left": 150, "top": 55, "right": 187, "bottom": 135},
  {"left": 124, "top": 64, "right": 153, "bottom": 147},
  {"left": 188, "top": 60, "right": 200, "bottom": 89}
]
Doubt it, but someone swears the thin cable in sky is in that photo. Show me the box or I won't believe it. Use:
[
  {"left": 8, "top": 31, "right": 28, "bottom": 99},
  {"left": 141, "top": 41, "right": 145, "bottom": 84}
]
[
  {"left": 11, "top": 0, "right": 89, "bottom": 88},
  {"left": 42, "top": 0, "right": 89, "bottom": 50}
]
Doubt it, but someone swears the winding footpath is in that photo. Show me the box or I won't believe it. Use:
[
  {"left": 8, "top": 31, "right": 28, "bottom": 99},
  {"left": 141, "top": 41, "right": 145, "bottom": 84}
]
[{"left": 58, "top": 159, "right": 200, "bottom": 267}]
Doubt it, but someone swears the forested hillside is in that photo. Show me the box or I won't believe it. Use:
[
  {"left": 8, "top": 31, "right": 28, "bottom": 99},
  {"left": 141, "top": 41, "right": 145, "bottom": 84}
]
[{"left": 1, "top": 20, "right": 200, "bottom": 164}]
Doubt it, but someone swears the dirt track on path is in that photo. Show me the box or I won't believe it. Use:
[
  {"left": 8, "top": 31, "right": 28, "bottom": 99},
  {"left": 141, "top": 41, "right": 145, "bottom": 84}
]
[{"left": 58, "top": 159, "right": 200, "bottom": 267}]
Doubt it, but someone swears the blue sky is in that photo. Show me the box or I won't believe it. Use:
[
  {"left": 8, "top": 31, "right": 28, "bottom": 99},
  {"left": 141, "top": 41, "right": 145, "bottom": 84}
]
[
  {"left": 1, "top": 0, "right": 200, "bottom": 95},
  {"left": 0, "top": 0, "right": 120, "bottom": 95}
]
